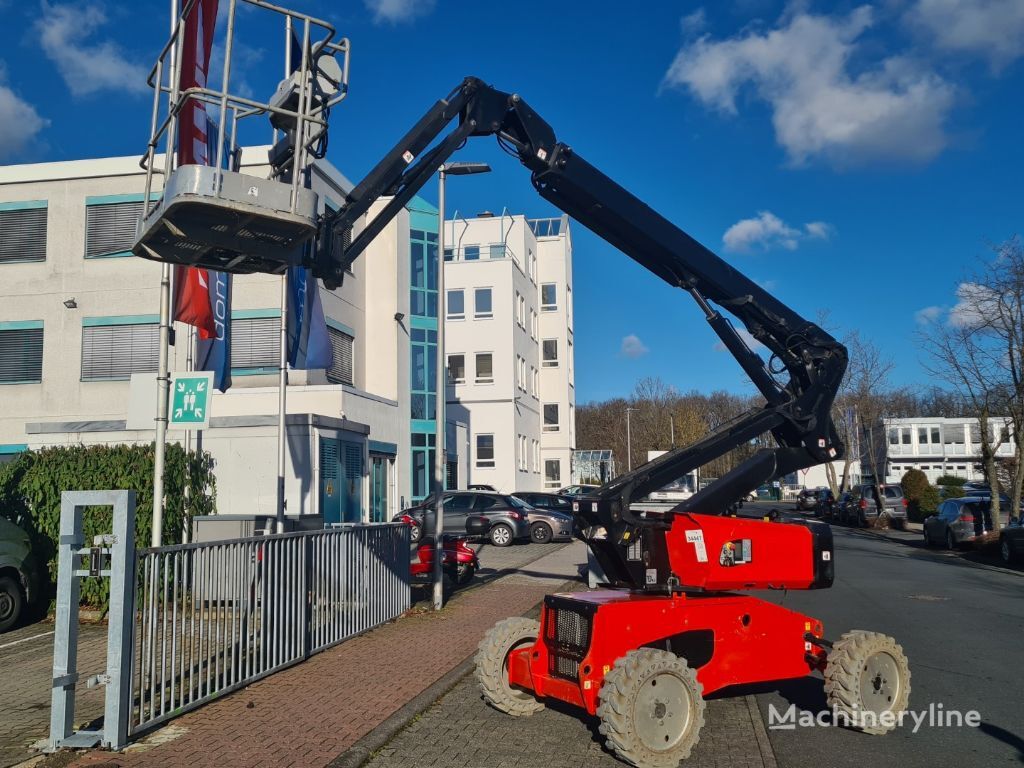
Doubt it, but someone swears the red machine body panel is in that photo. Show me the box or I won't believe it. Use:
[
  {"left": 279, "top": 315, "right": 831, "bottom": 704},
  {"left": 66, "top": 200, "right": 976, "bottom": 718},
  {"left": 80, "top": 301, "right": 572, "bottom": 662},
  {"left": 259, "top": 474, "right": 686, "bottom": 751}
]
[
  {"left": 506, "top": 590, "right": 827, "bottom": 715},
  {"left": 664, "top": 513, "right": 831, "bottom": 591}
]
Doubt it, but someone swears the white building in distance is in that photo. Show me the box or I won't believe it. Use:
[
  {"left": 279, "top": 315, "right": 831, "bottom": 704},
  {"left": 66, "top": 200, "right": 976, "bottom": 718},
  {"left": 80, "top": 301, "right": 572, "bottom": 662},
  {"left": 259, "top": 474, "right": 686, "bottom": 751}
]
[
  {"left": 442, "top": 212, "right": 576, "bottom": 493},
  {"left": 882, "top": 416, "right": 1016, "bottom": 484}
]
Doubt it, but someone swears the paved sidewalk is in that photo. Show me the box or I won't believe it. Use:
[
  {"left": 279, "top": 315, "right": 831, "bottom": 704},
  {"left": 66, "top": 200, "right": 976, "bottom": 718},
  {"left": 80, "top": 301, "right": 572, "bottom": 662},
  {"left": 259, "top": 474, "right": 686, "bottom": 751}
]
[
  {"left": 56, "top": 542, "right": 583, "bottom": 768},
  {"left": 365, "top": 674, "right": 774, "bottom": 768}
]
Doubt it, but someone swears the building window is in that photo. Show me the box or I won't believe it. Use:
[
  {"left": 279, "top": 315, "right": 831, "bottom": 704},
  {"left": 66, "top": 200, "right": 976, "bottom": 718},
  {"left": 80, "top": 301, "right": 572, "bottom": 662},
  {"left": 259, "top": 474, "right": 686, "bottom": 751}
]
[
  {"left": 448, "top": 353, "right": 465, "bottom": 384},
  {"left": 410, "top": 229, "right": 438, "bottom": 318},
  {"left": 0, "top": 324, "right": 43, "bottom": 384},
  {"left": 326, "top": 326, "right": 354, "bottom": 385},
  {"left": 474, "top": 288, "right": 493, "bottom": 319},
  {"left": 475, "top": 352, "right": 493, "bottom": 384},
  {"left": 443, "top": 247, "right": 454, "bottom": 261},
  {"left": 530, "top": 365, "right": 538, "bottom": 396},
  {"left": 476, "top": 434, "right": 495, "bottom": 468},
  {"left": 411, "top": 327, "right": 437, "bottom": 419},
  {"left": 529, "top": 309, "right": 537, "bottom": 340},
  {"left": 544, "top": 459, "right": 561, "bottom": 489},
  {"left": 542, "top": 339, "right": 559, "bottom": 367},
  {"left": 81, "top": 321, "right": 159, "bottom": 381},
  {"left": 489, "top": 243, "right": 506, "bottom": 259},
  {"left": 567, "top": 339, "right": 573, "bottom": 374},
  {"left": 447, "top": 289, "right": 465, "bottom": 320},
  {"left": 0, "top": 202, "right": 47, "bottom": 263},
  {"left": 541, "top": 283, "right": 557, "bottom": 311},
  {"left": 230, "top": 316, "right": 281, "bottom": 372},
  {"left": 529, "top": 248, "right": 537, "bottom": 282},
  {"left": 532, "top": 439, "right": 540, "bottom": 472},
  {"left": 544, "top": 403, "right": 560, "bottom": 432},
  {"left": 517, "top": 294, "right": 526, "bottom": 328},
  {"left": 519, "top": 435, "right": 528, "bottom": 471},
  {"left": 465, "top": 245, "right": 480, "bottom": 261},
  {"left": 412, "top": 431, "right": 436, "bottom": 500},
  {"left": 85, "top": 199, "right": 144, "bottom": 258}
]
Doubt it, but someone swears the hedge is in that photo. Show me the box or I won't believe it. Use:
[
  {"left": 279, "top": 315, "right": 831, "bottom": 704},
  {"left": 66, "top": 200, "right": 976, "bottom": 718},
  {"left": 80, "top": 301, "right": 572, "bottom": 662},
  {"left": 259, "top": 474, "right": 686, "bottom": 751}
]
[
  {"left": 0, "top": 443, "right": 216, "bottom": 608},
  {"left": 900, "top": 468, "right": 941, "bottom": 522}
]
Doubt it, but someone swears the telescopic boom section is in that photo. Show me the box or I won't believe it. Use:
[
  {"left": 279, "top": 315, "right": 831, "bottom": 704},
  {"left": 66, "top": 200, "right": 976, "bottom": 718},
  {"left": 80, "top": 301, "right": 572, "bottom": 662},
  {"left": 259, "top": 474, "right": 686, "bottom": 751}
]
[{"left": 316, "top": 75, "right": 847, "bottom": 529}]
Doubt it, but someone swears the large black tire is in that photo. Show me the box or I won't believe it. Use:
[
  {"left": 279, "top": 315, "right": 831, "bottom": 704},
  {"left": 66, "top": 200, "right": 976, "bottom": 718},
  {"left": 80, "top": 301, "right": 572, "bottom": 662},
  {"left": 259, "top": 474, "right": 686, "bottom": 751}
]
[
  {"left": 945, "top": 530, "right": 955, "bottom": 550},
  {"left": 489, "top": 523, "right": 514, "bottom": 547},
  {"left": 456, "top": 563, "right": 476, "bottom": 586},
  {"left": 824, "top": 630, "right": 911, "bottom": 735},
  {"left": 530, "top": 522, "right": 553, "bottom": 544},
  {"left": 597, "top": 648, "right": 705, "bottom": 768},
  {"left": 475, "top": 618, "right": 545, "bottom": 716},
  {"left": 0, "top": 576, "right": 24, "bottom": 633},
  {"left": 1000, "top": 537, "right": 1014, "bottom": 564}
]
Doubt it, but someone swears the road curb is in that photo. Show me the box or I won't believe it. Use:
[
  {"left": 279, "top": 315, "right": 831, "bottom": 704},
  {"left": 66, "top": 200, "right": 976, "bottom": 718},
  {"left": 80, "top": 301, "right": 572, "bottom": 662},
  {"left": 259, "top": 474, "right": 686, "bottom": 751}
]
[
  {"left": 745, "top": 695, "right": 778, "bottom": 768},
  {"left": 328, "top": 582, "right": 573, "bottom": 768}
]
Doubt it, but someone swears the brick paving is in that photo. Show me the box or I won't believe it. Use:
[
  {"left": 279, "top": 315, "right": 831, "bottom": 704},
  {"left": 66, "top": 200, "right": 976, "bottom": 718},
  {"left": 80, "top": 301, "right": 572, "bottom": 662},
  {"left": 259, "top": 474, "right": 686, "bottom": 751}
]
[
  {"left": 366, "top": 674, "right": 773, "bottom": 768},
  {"left": 57, "top": 541, "right": 581, "bottom": 768}
]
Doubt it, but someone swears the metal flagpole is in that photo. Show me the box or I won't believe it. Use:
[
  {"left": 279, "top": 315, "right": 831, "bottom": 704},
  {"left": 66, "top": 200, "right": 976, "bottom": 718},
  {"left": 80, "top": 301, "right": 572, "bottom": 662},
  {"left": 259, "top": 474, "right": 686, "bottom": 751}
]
[
  {"left": 275, "top": 16, "right": 294, "bottom": 535},
  {"left": 152, "top": 0, "right": 181, "bottom": 548}
]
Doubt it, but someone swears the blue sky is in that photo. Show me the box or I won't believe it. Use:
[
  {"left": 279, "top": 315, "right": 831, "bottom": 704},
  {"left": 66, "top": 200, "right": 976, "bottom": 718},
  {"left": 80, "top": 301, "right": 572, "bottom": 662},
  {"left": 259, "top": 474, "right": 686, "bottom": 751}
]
[{"left": 1, "top": 0, "right": 1022, "bottom": 403}]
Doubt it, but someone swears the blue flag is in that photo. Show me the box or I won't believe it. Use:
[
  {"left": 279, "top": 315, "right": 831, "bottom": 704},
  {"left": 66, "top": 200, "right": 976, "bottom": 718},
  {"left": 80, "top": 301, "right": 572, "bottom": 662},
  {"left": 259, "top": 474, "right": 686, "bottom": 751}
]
[
  {"left": 287, "top": 266, "right": 333, "bottom": 370},
  {"left": 197, "top": 270, "right": 232, "bottom": 392}
]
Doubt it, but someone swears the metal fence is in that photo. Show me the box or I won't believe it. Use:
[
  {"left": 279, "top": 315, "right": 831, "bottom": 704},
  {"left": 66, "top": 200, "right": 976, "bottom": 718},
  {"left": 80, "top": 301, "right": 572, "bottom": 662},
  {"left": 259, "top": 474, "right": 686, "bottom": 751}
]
[{"left": 131, "top": 524, "right": 409, "bottom": 735}]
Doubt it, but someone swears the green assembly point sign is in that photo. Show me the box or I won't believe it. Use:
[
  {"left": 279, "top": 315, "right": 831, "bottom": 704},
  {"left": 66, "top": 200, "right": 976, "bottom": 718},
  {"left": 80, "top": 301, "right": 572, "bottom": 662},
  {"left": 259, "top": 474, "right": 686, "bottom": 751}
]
[{"left": 169, "top": 372, "right": 213, "bottom": 429}]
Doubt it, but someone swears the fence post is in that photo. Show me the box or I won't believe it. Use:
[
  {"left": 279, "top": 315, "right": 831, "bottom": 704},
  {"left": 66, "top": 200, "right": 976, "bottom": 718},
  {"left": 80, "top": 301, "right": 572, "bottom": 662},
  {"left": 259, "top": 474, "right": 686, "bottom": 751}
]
[
  {"left": 48, "top": 490, "right": 136, "bottom": 751},
  {"left": 301, "top": 534, "right": 310, "bottom": 659}
]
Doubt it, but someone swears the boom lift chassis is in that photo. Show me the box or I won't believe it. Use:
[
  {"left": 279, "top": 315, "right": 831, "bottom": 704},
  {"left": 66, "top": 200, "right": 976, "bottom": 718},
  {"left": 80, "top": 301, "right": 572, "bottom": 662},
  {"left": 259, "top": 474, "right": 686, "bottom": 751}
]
[{"left": 135, "top": 75, "right": 911, "bottom": 767}]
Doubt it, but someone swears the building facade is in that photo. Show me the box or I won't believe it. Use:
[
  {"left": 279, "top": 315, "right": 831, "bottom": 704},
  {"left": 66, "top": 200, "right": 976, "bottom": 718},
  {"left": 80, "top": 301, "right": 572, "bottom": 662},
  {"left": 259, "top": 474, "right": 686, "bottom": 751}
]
[
  {"left": 0, "top": 149, "right": 462, "bottom": 525},
  {"left": 881, "top": 416, "right": 1015, "bottom": 484},
  {"left": 442, "top": 212, "right": 575, "bottom": 494}
]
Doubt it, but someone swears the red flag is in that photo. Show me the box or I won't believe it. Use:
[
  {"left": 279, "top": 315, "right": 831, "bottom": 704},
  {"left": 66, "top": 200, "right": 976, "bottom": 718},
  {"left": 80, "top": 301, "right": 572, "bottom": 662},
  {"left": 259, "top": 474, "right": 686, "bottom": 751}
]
[{"left": 172, "top": 0, "right": 219, "bottom": 334}]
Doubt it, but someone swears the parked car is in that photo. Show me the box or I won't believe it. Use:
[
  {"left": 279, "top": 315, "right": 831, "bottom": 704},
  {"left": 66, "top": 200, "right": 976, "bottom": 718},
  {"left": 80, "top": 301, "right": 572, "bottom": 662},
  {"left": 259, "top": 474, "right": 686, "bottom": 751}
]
[
  {"left": 998, "top": 516, "right": 1024, "bottom": 564},
  {"left": 514, "top": 492, "right": 573, "bottom": 513},
  {"left": 923, "top": 497, "right": 1009, "bottom": 549},
  {"left": 467, "top": 484, "right": 497, "bottom": 492},
  {"left": 394, "top": 491, "right": 531, "bottom": 547},
  {"left": 0, "top": 516, "right": 42, "bottom": 633},
  {"left": 513, "top": 494, "right": 574, "bottom": 543},
  {"left": 839, "top": 484, "right": 908, "bottom": 528},
  {"left": 795, "top": 487, "right": 824, "bottom": 511},
  {"left": 813, "top": 487, "right": 835, "bottom": 518},
  {"left": 557, "top": 484, "right": 600, "bottom": 497}
]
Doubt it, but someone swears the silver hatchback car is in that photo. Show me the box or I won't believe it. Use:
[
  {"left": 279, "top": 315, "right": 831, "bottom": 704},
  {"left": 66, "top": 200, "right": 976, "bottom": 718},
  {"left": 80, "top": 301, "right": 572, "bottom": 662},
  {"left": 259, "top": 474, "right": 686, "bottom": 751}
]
[{"left": 923, "top": 497, "right": 1008, "bottom": 549}]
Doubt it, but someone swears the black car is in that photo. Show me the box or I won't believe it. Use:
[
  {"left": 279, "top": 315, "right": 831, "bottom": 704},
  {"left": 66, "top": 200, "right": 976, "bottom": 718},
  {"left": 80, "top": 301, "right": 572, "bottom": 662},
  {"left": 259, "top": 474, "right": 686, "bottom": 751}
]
[
  {"left": 395, "top": 491, "right": 531, "bottom": 547},
  {"left": 795, "top": 487, "right": 824, "bottom": 511},
  {"left": 998, "top": 516, "right": 1024, "bottom": 564},
  {"left": 514, "top": 492, "right": 573, "bottom": 513}
]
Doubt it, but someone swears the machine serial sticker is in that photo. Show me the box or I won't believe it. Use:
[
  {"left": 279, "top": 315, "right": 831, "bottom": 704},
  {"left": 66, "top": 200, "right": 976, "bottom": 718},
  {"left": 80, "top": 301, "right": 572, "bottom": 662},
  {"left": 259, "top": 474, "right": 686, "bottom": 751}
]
[
  {"left": 685, "top": 530, "right": 708, "bottom": 562},
  {"left": 645, "top": 568, "right": 657, "bottom": 584},
  {"left": 822, "top": 551, "right": 831, "bottom": 561}
]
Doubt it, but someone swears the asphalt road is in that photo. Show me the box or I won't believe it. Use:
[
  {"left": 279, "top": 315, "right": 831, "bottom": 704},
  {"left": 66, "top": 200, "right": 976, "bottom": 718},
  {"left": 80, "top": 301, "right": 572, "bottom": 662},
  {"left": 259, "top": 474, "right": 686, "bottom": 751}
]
[{"left": 743, "top": 507, "right": 1024, "bottom": 767}]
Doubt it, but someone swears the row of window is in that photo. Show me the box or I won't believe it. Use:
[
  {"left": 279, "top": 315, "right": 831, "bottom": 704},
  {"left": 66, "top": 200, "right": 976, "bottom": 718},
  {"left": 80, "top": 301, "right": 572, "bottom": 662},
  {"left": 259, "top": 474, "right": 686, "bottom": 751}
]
[
  {"left": 517, "top": 435, "right": 541, "bottom": 473},
  {"left": 887, "top": 423, "right": 1015, "bottom": 447},
  {"left": 514, "top": 355, "right": 539, "bottom": 397},
  {"left": 446, "top": 352, "right": 492, "bottom": 385},
  {"left": 473, "top": 432, "right": 563, "bottom": 489},
  {"left": 444, "top": 242, "right": 540, "bottom": 283},
  {"left": 0, "top": 319, "right": 354, "bottom": 384}
]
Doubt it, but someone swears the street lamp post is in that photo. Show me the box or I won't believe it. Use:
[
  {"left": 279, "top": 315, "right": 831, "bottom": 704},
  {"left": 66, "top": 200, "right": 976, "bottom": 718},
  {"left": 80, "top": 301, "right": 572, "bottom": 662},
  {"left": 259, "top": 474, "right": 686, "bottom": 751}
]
[
  {"left": 626, "top": 406, "right": 638, "bottom": 472},
  {"left": 433, "top": 160, "right": 491, "bottom": 611}
]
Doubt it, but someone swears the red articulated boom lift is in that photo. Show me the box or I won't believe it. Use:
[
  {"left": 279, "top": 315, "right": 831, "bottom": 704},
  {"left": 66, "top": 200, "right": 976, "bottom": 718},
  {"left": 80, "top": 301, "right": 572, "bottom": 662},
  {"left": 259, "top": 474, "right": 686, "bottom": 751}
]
[{"left": 138, "top": 75, "right": 911, "bottom": 768}]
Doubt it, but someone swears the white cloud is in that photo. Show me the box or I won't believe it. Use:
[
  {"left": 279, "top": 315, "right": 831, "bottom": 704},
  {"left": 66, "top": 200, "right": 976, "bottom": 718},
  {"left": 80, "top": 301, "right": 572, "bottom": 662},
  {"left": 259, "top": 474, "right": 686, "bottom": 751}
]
[
  {"left": 948, "top": 282, "right": 998, "bottom": 328},
  {"left": 363, "top": 0, "right": 436, "bottom": 24},
  {"left": 907, "top": 0, "right": 1024, "bottom": 71},
  {"left": 0, "top": 64, "right": 48, "bottom": 159},
  {"left": 680, "top": 8, "right": 707, "bottom": 37},
  {"left": 620, "top": 334, "right": 650, "bottom": 359},
  {"left": 914, "top": 305, "right": 944, "bottom": 324},
  {"left": 663, "top": 6, "right": 956, "bottom": 167},
  {"left": 722, "top": 211, "right": 832, "bottom": 252},
  {"left": 36, "top": 2, "right": 148, "bottom": 97},
  {"left": 714, "top": 326, "right": 765, "bottom": 352}
]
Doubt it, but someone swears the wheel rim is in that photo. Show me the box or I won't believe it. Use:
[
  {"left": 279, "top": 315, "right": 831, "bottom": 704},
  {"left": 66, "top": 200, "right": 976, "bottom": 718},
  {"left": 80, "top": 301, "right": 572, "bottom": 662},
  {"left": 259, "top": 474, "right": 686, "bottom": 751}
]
[
  {"left": 0, "top": 591, "right": 14, "bottom": 622},
  {"left": 503, "top": 637, "right": 535, "bottom": 700},
  {"left": 1002, "top": 540, "right": 1011, "bottom": 562},
  {"left": 858, "top": 651, "right": 901, "bottom": 716},
  {"left": 633, "top": 671, "right": 692, "bottom": 752},
  {"left": 493, "top": 526, "right": 511, "bottom": 545},
  {"left": 947, "top": 531, "right": 954, "bottom": 548},
  {"left": 531, "top": 524, "right": 550, "bottom": 543}
]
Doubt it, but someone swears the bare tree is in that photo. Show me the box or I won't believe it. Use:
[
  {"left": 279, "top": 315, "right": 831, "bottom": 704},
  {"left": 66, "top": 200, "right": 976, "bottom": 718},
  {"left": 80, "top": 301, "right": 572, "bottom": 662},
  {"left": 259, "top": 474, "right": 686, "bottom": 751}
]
[{"left": 919, "top": 238, "right": 1024, "bottom": 528}]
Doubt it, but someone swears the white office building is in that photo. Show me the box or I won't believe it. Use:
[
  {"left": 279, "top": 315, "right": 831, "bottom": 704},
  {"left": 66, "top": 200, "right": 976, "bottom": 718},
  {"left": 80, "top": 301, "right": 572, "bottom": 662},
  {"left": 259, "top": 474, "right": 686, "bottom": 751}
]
[
  {"left": 0, "top": 149, "right": 469, "bottom": 526},
  {"left": 882, "top": 416, "right": 1015, "bottom": 483},
  {"left": 442, "top": 212, "right": 576, "bottom": 494}
]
